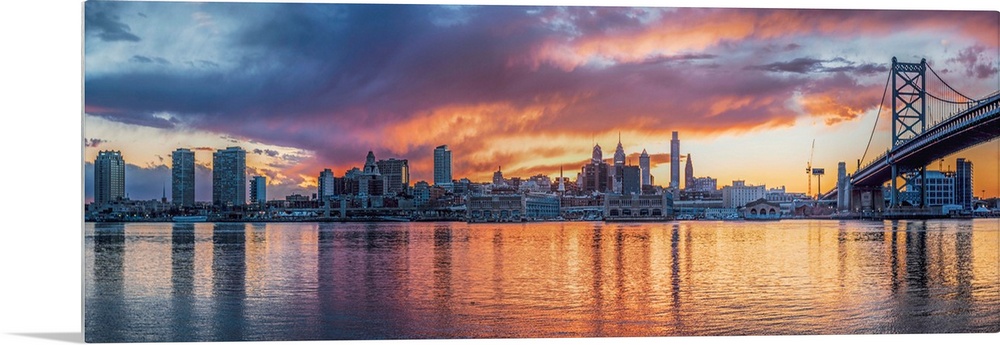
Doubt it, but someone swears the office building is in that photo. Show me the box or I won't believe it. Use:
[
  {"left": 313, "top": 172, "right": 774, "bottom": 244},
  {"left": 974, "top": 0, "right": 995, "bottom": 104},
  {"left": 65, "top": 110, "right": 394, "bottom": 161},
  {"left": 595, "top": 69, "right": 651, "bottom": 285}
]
[
  {"left": 376, "top": 158, "right": 410, "bottom": 195},
  {"left": 639, "top": 149, "right": 651, "bottom": 186},
  {"left": 622, "top": 165, "right": 641, "bottom": 195},
  {"left": 434, "top": 145, "right": 452, "bottom": 188},
  {"left": 212, "top": 146, "right": 246, "bottom": 207},
  {"left": 955, "top": 158, "right": 974, "bottom": 210},
  {"left": 612, "top": 135, "right": 626, "bottom": 193},
  {"left": 250, "top": 176, "right": 266, "bottom": 204},
  {"left": 902, "top": 171, "right": 955, "bottom": 207},
  {"left": 318, "top": 168, "right": 335, "bottom": 200},
  {"left": 581, "top": 143, "right": 611, "bottom": 193},
  {"left": 94, "top": 150, "right": 125, "bottom": 205},
  {"left": 722, "top": 180, "right": 766, "bottom": 208},
  {"left": 171, "top": 148, "right": 195, "bottom": 206},
  {"left": 670, "top": 131, "right": 680, "bottom": 188},
  {"left": 358, "top": 151, "right": 386, "bottom": 196}
]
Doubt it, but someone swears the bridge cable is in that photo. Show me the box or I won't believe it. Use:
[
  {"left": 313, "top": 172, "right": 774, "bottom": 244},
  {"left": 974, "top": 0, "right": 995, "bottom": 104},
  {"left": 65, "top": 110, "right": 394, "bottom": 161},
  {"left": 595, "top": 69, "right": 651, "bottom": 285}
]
[
  {"left": 925, "top": 63, "right": 975, "bottom": 101},
  {"left": 859, "top": 70, "right": 892, "bottom": 169}
]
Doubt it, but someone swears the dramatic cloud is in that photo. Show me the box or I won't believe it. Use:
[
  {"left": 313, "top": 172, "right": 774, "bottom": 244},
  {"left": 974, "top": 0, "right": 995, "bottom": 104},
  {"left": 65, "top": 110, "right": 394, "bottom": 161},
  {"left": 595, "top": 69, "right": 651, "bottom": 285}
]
[
  {"left": 746, "top": 57, "right": 888, "bottom": 75},
  {"left": 83, "top": 3, "right": 1000, "bottom": 197},
  {"left": 948, "top": 45, "right": 999, "bottom": 79}
]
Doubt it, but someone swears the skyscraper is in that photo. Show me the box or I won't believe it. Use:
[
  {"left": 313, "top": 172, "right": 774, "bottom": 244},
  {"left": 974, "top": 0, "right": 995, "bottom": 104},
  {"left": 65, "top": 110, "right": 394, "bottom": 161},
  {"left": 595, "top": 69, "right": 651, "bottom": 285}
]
[
  {"left": 613, "top": 135, "right": 626, "bottom": 193},
  {"left": 582, "top": 143, "right": 611, "bottom": 193},
  {"left": 955, "top": 158, "right": 974, "bottom": 210},
  {"left": 613, "top": 134, "right": 626, "bottom": 166},
  {"left": 94, "top": 150, "right": 125, "bottom": 205},
  {"left": 670, "top": 131, "right": 680, "bottom": 189},
  {"left": 684, "top": 153, "right": 694, "bottom": 190},
  {"left": 171, "top": 148, "right": 195, "bottom": 206},
  {"left": 639, "top": 149, "right": 651, "bottom": 186},
  {"left": 376, "top": 158, "right": 410, "bottom": 195},
  {"left": 212, "top": 146, "right": 246, "bottom": 207},
  {"left": 622, "top": 165, "right": 641, "bottom": 195},
  {"left": 250, "top": 175, "right": 266, "bottom": 204},
  {"left": 318, "top": 168, "right": 335, "bottom": 200},
  {"left": 434, "top": 145, "right": 452, "bottom": 187}
]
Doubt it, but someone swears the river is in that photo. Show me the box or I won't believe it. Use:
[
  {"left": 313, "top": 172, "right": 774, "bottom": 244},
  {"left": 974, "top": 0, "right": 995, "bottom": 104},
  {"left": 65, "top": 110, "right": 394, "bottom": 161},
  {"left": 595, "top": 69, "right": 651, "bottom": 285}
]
[{"left": 84, "top": 219, "right": 999, "bottom": 342}]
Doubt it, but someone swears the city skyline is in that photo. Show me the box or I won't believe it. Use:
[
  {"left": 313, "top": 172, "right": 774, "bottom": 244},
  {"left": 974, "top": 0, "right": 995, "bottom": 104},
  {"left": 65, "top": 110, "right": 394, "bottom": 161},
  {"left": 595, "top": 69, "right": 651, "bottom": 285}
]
[{"left": 83, "top": 1, "right": 1000, "bottom": 202}]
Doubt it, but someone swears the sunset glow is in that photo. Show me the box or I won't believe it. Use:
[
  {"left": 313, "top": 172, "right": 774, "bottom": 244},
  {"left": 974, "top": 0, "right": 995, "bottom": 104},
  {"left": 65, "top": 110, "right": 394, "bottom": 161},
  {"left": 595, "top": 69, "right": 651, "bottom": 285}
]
[{"left": 83, "top": 1, "right": 1000, "bottom": 202}]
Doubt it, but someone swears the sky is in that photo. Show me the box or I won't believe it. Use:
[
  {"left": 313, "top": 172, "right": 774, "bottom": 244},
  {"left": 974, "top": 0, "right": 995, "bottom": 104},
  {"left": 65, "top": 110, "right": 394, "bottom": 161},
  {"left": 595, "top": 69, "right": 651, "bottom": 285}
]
[{"left": 82, "top": 0, "right": 1000, "bottom": 202}]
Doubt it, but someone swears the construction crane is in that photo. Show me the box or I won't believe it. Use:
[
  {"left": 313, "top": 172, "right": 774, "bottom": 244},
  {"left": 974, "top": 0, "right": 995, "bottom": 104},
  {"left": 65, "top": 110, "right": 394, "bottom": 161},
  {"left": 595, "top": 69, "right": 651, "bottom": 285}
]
[{"left": 807, "top": 139, "right": 815, "bottom": 198}]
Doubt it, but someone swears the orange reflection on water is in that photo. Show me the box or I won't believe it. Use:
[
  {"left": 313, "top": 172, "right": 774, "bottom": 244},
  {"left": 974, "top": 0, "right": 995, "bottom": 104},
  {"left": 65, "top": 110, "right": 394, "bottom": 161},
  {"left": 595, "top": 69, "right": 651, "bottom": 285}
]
[{"left": 85, "top": 219, "right": 1000, "bottom": 342}]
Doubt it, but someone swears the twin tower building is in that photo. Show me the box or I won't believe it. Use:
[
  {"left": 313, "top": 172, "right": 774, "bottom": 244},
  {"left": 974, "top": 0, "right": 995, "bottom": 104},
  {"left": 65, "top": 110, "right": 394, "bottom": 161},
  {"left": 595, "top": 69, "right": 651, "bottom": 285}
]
[{"left": 92, "top": 147, "right": 249, "bottom": 208}]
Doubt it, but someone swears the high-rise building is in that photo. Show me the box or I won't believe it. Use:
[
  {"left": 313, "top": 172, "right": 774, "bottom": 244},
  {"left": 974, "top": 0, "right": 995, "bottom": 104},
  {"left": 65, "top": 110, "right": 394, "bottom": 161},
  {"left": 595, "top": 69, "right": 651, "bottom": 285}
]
[
  {"left": 612, "top": 136, "right": 626, "bottom": 193},
  {"left": 171, "top": 148, "right": 195, "bottom": 206},
  {"left": 358, "top": 151, "right": 386, "bottom": 196},
  {"left": 212, "top": 146, "right": 246, "bottom": 207},
  {"left": 250, "top": 175, "right": 266, "bottom": 204},
  {"left": 684, "top": 153, "right": 694, "bottom": 190},
  {"left": 433, "top": 145, "right": 452, "bottom": 187},
  {"left": 639, "top": 149, "right": 651, "bottom": 186},
  {"left": 376, "top": 158, "right": 410, "bottom": 195},
  {"left": 622, "top": 165, "right": 641, "bottom": 195},
  {"left": 670, "top": 131, "right": 680, "bottom": 189},
  {"left": 318, "top": 168, "right": 335, "bottom": 200},
  {"left": 613, "top": 134, "right": 626, "bottom": 166},
  {"left": 94, "top": 150, "right": 125, "bottom": 205},
  {"left": 582, "top": 143, "right": 611, "bottom": 193},
  {"left": 955, "top": 158, "right": 974, "bottom": 210},
  {"left": 591, "top": 143, "right": 603, "bottom": 164}
]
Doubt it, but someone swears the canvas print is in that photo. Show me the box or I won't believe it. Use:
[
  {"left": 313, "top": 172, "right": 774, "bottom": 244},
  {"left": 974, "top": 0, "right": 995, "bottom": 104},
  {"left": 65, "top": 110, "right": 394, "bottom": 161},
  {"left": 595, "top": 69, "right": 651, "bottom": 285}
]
[{"left": 84, "top": 0, "right": 1000, "bottom": 343}]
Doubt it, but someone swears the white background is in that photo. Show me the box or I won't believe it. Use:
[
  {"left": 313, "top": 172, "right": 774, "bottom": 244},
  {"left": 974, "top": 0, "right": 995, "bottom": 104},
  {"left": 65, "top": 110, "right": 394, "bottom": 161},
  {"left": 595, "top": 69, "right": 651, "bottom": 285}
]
[{"left": 0, "top": 1, "right": 997, "bottom": 344}]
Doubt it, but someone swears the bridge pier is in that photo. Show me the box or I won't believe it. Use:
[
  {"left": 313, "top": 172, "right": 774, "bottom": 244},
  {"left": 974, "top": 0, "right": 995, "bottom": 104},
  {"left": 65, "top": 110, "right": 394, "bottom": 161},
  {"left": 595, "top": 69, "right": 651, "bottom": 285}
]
[{"left": 850, "top": 186, "right": 884, "bottom": 217}]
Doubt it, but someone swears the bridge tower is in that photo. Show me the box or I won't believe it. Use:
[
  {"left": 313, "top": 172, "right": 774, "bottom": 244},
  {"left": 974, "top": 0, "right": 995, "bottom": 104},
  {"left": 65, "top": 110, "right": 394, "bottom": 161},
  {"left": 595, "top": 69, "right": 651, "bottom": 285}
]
[{"left": 889, "top": 57, "right": 928, "bottom": 208}]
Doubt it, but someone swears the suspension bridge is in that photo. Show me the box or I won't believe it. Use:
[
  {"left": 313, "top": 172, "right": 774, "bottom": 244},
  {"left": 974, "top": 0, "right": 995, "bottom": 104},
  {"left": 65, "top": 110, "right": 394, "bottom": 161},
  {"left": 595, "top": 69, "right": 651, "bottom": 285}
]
[{"left": 820, "top": 57, "right": 1000, "bottom": 217}]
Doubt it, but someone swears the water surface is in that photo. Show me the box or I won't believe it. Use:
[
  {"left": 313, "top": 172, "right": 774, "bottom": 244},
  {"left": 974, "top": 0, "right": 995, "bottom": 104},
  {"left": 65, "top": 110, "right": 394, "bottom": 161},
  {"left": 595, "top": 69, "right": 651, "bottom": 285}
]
[{"left": 84, "top": 220, "right": 1000, "bottom": 342}]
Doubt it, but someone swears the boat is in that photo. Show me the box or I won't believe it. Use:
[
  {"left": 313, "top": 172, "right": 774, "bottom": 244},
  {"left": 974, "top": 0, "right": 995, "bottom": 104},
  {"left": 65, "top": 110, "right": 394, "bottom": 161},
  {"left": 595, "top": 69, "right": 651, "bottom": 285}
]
[{"left": 172, "top": 215, "right": 208, "bottom": 222}]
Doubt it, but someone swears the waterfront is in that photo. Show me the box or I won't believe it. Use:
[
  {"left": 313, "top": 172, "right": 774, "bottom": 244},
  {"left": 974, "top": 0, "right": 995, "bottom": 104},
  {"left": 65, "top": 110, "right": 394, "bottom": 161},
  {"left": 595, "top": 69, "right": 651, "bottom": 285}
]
[{"left": 84, "top": 220, "right": 1000, "bottom": 342}]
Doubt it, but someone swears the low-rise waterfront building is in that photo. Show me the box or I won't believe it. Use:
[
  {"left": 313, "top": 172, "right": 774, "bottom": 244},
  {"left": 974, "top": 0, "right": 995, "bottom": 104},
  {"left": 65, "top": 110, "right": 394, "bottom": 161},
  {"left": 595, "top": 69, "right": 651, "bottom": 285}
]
[
  {"left": 524, "top": 193, "right": 560, "bottom": 220},
  {"left": 604, "top": 193, "right": 667, "bottom": 220},
  {"left": 743, "top": 198, "right": 781, "bottom": 219},
  {"left": 467, "top": 194, "right": 524, "bottom": 222}
]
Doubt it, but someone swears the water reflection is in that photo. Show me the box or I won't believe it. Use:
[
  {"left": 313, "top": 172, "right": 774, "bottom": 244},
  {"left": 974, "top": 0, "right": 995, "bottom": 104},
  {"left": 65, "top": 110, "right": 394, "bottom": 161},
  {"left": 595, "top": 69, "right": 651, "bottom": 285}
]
[
  {"left": 85, "top": 220, "right": 1000, "bottom": 342},
  {"left": 86, "top": 223, "right": 126, "bottom": 343},
  {"left": 211, "top": 223, "right": 247, "bottom": 341},
  {"left": 432, "top": 224, "right": 453, "bottom": 333},
  {"left": 590, "top": 225, "right": 604, "bottom": 335},
  {"left": 670, "top": 224, "right": 681, "bottom": 323},
  {"left": 169, "top": 223, "right": 196, "bottom": 341}
]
